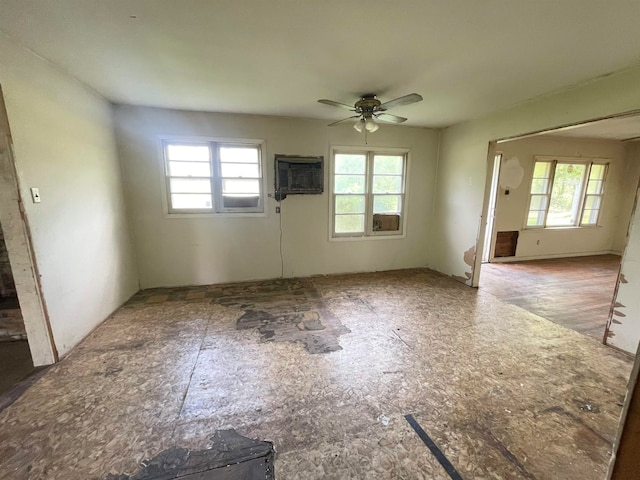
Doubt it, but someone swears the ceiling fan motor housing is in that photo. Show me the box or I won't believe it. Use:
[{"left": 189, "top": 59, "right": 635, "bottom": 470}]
[
  {"left": 318, "top": 92, "right": 421, "bottom": 127},
  {"left": 355, "top": 94, "right": 382, "bottom": 117}
]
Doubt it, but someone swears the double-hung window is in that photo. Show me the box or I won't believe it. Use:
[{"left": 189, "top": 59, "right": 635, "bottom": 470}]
[
  {"left": 163, "top": 139, "right": 264, "bottom": 214},
  {"left": 526, "top": 156, "right": 608, "bottom": 228},
  {"left": 331, "top": 148, "right": 407, "bottom": 238}
]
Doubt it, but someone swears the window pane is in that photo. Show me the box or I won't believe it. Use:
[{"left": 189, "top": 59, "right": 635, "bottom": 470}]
[
  {"left": 546, "top": 163, "right": 586, "bottom": 226},
  {"left": 373, "top": 195, "right": 401, "bottom": 214},
  {"left": 589, "top": 164, "right": 606, "bottom": 180},
  {"left": 533, "top": 161, "right": 552, "bottom": 179},
  {"left": 171, "top": 194, "right": 212, "bottom": 209},
  {"left": 167, "top": 144, "right": 209, "bottom": 162},
  {"left": 335, "top": 214, "right": 365, "bottom": 233},
  {"left": 583, "top": 195, "right": 601, "bottom": 210},
  {"left": 335, "top": 154, "right": 366, "bottom": 174},
  {"left": 221, "top": 163, "right": 260, "bottom": 178},
  {"left": 546, "top": 211, "right": 574, "bottom": 226},
  {"left": 527, "top": 210, "right": 545, "bottom": 227},
  {"left": 335, "top": 175, "right": 365, "bottom": 194},
  {"left": 222, "top": 179, "right": 260, "bottom": 194},
  {"left": 587, "top": 179, "right": 603, "bottom": 194},
  {"left": 169, "top": 161, "right": 211, "bottom": 177},
  {"left": 582, "top": 209, "right": 599, "bottom": 225},
  {"left": 530, "top": 178, "right": 549, "bottom": 194},
  {"left": 220, "top": 147, "right": 259, "bottom": 163},
  {"left": 335, "top": 195, "right": 365, "bottom": 214},
  {"left": 170, "top": 178, "right": 211, "bottom": 194},
  {"left": 373, "top": 155, "right": 403, "bottom": 174},
  {"left": 529, "top": 195, "right": 547, "bottom": 211},
  {"left": 372, "top": 175, "right": 402, "bottom": 194}
]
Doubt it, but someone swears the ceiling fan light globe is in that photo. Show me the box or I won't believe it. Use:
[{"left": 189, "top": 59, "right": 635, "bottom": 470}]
[
  {"left": 353, "top": 118, "right": 365, "bottom": 132},
  {"left": 365, "top": 117, "right": 379, "bottom": 133}
]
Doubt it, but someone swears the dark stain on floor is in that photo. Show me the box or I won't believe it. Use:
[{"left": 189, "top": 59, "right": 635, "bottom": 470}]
[
  {"left": 127, "top": 278, "right": 351, "bottom": 354},
  {"left": 227, "top": 279, "right": 351, "bottom": 353},
  {"left": 105, "top": 429, "right": 274, "bottom": 480},
  {"left": 236, "top": 308, "right": 348, "bottom": 353}
]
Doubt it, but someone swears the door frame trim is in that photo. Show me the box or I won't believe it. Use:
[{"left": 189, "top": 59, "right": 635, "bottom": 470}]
[{"left": 0, "top": 84, "right": 57, "bottom": 365}]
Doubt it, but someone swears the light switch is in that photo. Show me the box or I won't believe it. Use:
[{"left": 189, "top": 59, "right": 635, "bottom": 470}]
[{"left": 30, "top": 187, "right": 41, "bottom": 203}]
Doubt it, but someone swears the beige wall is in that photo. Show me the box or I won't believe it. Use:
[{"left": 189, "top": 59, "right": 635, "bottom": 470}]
[
  {"left": 490, "top": 136, "right": 633, "bottom": 261},
  {"left": 115, "top": 105, "right": 439, "bottom": 288},
  {"left": 0, "top": 35, "right": 139, "bottom": 361}
]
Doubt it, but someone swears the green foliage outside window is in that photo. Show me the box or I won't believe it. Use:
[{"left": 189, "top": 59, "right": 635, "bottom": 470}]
[
  {"left": 333, "top": 152, "right": 406, "bottom": 236},
  {"left": 547, "top": 164, "right": 585, "bottom": 226}
]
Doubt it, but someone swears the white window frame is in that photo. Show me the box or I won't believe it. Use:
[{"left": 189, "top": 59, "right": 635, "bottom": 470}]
[
  {"left": 161, "top": 137, "right": 266, "bottom": 216},
  {"left": 525, "top": 155, "right": 609, "bottom": 229},
  {"left": 330, "top": 146, "right": 409, "bottom": 240}
]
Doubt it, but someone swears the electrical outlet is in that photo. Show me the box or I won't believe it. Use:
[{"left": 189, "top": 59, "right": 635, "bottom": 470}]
[{"left": 30, "top": 187, "right": 41, "bottom": 203}]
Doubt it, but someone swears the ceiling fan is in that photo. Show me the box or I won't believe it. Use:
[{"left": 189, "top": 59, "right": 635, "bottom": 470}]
[{"left": 318, "top": 93, "right": 423, "bottom": 133}]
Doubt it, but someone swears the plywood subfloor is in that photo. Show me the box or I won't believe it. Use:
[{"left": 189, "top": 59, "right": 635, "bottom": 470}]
[
  {"left": 479, "top": 255, "right": 621, "bottom": 341},
  {"left": 0, "top": 269, "right": 632, "bottom": 480}
]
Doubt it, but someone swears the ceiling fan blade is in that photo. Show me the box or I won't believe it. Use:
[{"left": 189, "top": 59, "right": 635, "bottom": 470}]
[
  {"left": 378, "top": 93, "right": 423, "bottom": 111},
  {"left": 318, "top": 99, "right": 356, "bottom": 111},
  {"left": 328, "top": 115, "right": 360, "bottom": 126},
  {"left": 376, "top": 113, "right": 407, "bottom": 124}
]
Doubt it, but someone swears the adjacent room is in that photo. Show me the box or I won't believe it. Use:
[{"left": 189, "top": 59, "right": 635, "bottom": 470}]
[
  {"left": 1, "top": 1, "right": 640, "bottom": 479},
  {"left": 478, "top": 118, "right": 640, "bottom": 342}
]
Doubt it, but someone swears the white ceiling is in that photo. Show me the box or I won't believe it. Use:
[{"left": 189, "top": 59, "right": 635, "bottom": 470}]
[
  {"left": 2, "top": 0, "right": 640, "bottom": 127},
  {"left": 545, "top": 114, "right": 640, "bottom": 142}
]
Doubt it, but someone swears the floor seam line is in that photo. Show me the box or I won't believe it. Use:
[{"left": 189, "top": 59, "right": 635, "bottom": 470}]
[{"left": 172, "top": 322, "right": 208, "bottom": 440}]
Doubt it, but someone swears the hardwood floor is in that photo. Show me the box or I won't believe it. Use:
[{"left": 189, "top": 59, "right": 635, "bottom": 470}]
[{"left": 479, "top": 254, "right": 621, "bottom": 341}]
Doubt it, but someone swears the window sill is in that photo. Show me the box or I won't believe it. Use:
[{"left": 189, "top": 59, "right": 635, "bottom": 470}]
[
  {"left": 522, "top": 225, "right": 601, "bottom": 231},
  {"left": 164, "top": 212, "right": 267, "bottom": 219},
  {"left": 330, "top": 233, "right": 406, "bottom": 242}
]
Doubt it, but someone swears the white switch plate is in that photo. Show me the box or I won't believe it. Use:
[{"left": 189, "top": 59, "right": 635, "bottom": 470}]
[{"left": 30, "top": 187, "right": 41, "bottom": 203}]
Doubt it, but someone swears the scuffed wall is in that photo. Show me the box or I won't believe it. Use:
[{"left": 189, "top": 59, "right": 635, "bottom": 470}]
[{"left": 451, "top": 246, "right": 476, "bottom": 284}]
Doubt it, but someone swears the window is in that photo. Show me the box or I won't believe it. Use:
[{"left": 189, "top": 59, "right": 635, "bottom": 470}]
[
  {"left": 163, "top": 140, "right": 263, "bottom": 214},
  {"left": 331, "top": 149, "right": 407, "bottom": 237},
  {"left": 526, "top": 157, "right": 608, "bottom": 228}
]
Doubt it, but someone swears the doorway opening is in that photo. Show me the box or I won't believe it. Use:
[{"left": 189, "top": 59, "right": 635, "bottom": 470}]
[
  {"left": 476, "top": 113, "right": 640, "bottom": 344},
  {"left": 481, "top": 152, "right": 502, "bottom": 263},
  {"left": 0, "top": 223, "right": 36, "bottom": 398},
  {"left": 0, "top": 84, "right": 56, "bottom": 408}
]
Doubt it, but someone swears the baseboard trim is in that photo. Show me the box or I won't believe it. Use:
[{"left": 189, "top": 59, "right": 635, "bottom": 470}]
[{"left": 489, "top": 250, "right": 622, "bottom": 263}]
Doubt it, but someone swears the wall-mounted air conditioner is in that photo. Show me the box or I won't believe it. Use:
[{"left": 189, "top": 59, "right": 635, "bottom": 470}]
[{"left": 274, "top": 155, "right": 323, "bottom": 200}]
